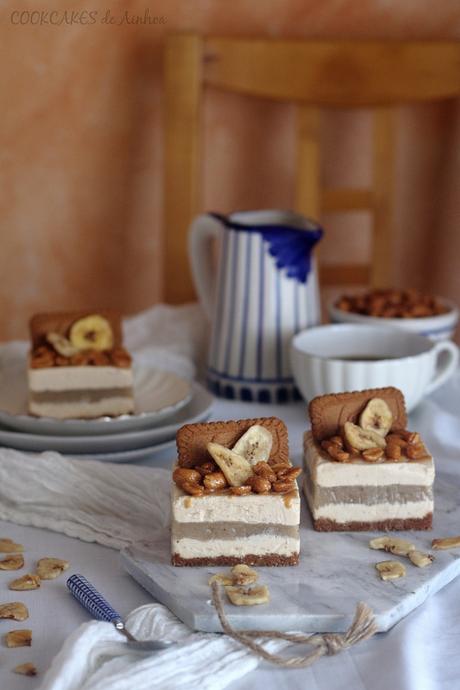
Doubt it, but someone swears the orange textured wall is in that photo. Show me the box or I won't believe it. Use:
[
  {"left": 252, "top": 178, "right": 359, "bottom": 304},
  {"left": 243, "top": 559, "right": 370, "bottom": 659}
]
[{"left": 0, "top": 0, "right": 459, "bottom": 340}]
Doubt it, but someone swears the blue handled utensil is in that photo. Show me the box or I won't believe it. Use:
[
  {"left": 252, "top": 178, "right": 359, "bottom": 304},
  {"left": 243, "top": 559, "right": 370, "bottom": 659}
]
[{"left": 67, "top": 573, "right": 175, "bottom": 652}]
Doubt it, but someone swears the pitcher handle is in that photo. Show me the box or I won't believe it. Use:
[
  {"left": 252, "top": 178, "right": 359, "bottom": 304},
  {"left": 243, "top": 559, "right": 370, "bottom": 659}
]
[
  {"left": 425, "top": 340, "right": 459, "bottom": 396},
  {"left": 188, "top": 213, "right": 223, "bottom": 319}
]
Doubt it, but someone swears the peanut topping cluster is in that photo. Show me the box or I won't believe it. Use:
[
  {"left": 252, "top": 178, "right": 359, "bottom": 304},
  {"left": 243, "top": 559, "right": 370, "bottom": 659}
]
[
  {"left": 335, "top": 288, "right": 448, "bottom": 319},
  {"left": 30, "top": 345, "right": 131, "bottom": 369},
  {"left": 173, "top": 460, "right": 301, "bottom": 497},
  {"left": 321, "top": 428, "right": 427, "bottom": 464}
]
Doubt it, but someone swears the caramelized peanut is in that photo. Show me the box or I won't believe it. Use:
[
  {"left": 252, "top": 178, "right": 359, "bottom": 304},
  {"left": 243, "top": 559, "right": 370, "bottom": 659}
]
[
  {"left": 203, "top": 471, "right": 227, "bottom": 491},
  {"left": 173, "top": 468, "right": 201, "bottom": 486},
  {"left": 248, "top": 476, "right": 271, "bottom": 494},
  {"left": 253, "top": 462, "right": 277, "bottom": 483}
]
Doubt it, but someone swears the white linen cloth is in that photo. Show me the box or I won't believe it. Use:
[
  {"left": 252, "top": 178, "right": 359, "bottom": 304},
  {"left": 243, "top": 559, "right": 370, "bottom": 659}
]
[{"left": 41, "top": 603, "right": 286, "bottom": 690}]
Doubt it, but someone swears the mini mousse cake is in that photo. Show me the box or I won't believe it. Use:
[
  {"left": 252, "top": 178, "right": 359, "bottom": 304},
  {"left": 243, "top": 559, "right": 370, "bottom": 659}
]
[
  {"left": 303, "top": 387, "right": 434, "bottom": 531},
  {"left": 171, "top": 417, "right": 301, "bottom": 566},
  {"left": 28, "top": 310, "right": 134, "bottom": 419}
]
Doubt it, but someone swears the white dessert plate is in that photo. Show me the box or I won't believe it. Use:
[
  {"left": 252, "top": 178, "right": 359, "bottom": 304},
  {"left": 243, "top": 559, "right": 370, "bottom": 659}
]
[
  {"left": 0, "top": 353, "right": 192, "bottom": 435},
  {"left": 0, "top": 382, "right": 213, "bottom": 454},
  {"left": 68, "top": 438, "right": 177, "bottom": 464}
]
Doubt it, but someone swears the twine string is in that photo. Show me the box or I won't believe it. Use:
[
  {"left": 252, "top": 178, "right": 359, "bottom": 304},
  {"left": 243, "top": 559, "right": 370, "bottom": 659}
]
[{"left": 210, "top": 581, "right": 378, "bottom": 669}]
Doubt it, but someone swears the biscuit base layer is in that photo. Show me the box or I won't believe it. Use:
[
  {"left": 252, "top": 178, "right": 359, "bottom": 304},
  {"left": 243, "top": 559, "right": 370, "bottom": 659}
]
[
  {"left": 171, "top": 552, "right": 299, "bottom": 567},
  {"left": 311, "top": 514, "right": 432, "bottom": 532}
]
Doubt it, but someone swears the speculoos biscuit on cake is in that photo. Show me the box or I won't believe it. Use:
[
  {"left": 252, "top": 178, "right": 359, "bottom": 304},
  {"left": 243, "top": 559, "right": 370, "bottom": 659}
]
[
  {"left": 29, "top": 310, "right": 123, "bottom": 349},
  {"left": 308, "top": 386, "right": 407, "bottom": 442},
  {"left": 176, "top": 417, "right": 289, "bottom": 469}
]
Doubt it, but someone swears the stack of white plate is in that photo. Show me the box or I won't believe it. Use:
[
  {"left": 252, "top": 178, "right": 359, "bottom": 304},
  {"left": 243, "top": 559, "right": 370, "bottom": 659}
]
[{"left": 0, "top": 352, "right": 214, "bottom": 463}]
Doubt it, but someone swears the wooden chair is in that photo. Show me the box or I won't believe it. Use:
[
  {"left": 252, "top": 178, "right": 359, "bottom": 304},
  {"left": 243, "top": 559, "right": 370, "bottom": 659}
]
[{"left": 164, "top": 36, "right": 460, "bottom": 303}]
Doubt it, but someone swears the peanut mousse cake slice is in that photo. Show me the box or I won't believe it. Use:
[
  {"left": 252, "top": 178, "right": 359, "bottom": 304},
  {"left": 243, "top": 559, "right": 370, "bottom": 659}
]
[
  {"left": 171, "top": 417, "right": 301, "bottom": 566},
  {"left": 303, "top": 387, "right": 434, "bottom": 531},
  {"left": 28, "top": 310, "right": 134, "bottom": 419}
]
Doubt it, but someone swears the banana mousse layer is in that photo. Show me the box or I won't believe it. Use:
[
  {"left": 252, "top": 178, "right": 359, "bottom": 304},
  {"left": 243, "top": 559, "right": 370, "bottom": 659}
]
[{"left": 303, "top": 431, "right": 434, "bottom": 531}]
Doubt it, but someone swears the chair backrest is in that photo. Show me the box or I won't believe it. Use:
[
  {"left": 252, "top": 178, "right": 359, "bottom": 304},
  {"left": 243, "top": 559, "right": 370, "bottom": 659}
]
[{"left": 164, "top": 36, "right": 460, "bottom": 303}]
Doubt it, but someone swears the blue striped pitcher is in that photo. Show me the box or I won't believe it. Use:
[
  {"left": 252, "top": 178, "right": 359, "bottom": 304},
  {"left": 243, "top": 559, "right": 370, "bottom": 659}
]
[{"left": 189, "top": 211, "right": 323, "bottom": 403}]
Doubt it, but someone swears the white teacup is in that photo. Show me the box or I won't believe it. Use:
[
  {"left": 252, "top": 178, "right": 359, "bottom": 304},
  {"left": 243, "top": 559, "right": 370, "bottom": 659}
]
[{"left": 290, "top": 324, "right": 459, "bottom": 412}]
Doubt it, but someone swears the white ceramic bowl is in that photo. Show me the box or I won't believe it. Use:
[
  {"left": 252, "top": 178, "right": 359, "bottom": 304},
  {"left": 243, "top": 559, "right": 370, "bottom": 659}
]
[
  {"left": 329, "top": 297, "right": 458, "bottom": 341},
  {"left": 290, "top": 324, "right": 459, "bottom": 411}
]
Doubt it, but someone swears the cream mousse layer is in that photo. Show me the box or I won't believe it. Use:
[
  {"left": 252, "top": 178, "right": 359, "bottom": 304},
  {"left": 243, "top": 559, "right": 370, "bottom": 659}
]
[
  {"left": 172, "top": 534, "right": 299, "bottom": 560},
  {"left": 29, "top": 397, "right": 134, "bottom": 420},
  {"left": 28, "top": 366, "right": 133, "bottom": 392},
  {"left": 303, "top": 432, "right": 434, "bottom": 487},
  {"left": 171, "top": 482, "right": 301, "bottom": 525}
]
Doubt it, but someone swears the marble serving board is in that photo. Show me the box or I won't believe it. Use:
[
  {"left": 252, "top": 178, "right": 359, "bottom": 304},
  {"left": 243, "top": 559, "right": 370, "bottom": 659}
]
[{"left": 121, "top": 476, "right": 460, "bottom": 634}]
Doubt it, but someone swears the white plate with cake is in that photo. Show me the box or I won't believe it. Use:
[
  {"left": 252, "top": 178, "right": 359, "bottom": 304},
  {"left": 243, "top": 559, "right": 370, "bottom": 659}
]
[
  {"left": 0, "top": 381, "right": 213, "bottom": 454},
  {"left": 0, "top": 310, "right": 193, "bottom": 435}
]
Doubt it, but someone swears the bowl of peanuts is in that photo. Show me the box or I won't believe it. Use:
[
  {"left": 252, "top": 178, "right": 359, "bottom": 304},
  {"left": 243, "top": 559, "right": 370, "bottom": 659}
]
[{"left": 329, "top": 289, "right": 458, "bottom": 341}]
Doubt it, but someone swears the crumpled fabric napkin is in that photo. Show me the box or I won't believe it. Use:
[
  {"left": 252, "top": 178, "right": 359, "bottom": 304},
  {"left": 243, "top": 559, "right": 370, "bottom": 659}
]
[
  {"left": 38, "top": 603, "right": 287, "bottom": 690},
  {"left": 124, "top": 303, "right": 208, "bottom": 381},
  {"left": 0, "top": 449, "right": 171, "bottom": 548}
]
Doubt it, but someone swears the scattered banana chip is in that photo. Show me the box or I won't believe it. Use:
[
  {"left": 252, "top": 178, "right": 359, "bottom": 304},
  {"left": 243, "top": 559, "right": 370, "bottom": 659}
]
[
  {"left": 0, "top": 602, "right": 29, "bottom": 621},
  {"left": 375, "top": 561, "right": 406, "bottom": 581},
  {"left": 208, "top": 573, "right": 233, "bottom": 586},
  {"left": 344, "top": 422, "right": 386, "bottom": 451},
  {"left": 208, "top": 564, "right": 259, "bottom": 587},
  {"left": 432, "top": 536, "right": 460, "bottom": 550},
  {"left": 207, "top": 443, "right": 253, "bottom": 487},
  {"left": 9, "top": 574, "right": 41, "bottom": 591},
  {"left": 225, "top": 584, "right": 270, "bottom": 606},
  {"left": 5, "top": 629, "right": 32, "bottom": 648},
  {"left": 13, "top": 662, "right": 37, "bottom": 677},
  {"left": 359, "top": 398, "right": 393, "bottom": 437},
  {"left": 369, "top": 536, "right": 415, "bottom": 557},
  {"left": 36, "top": 557, "right": 70, "bottom": 580},
  {"left": 409, "top": 550, "right": 434, "bottom": 568},
  {"left": 231, "top": 564, "right": 258, "bottom": 586},
  {"left": 0, "top": 539, "right": 24, "bottom": 554},
  {"left": 69, "top": 314, "right": 114, "bottom": 351},
  {"left": 0, "top": 554, "right": 24, "bottom": 570},
  {"left": 232, "top": 425, "right": 273, "bottom": 465}
]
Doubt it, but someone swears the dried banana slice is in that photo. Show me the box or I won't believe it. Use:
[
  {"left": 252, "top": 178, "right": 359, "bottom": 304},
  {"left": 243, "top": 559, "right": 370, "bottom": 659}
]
[
  {"left": 344, "top": 422, "right": 386, "bottom": 451},
  {"left": 432, "top": 536, "right": 460, "bottom": 550},
  {"left": 231, "top": 564, "right": 258, "bottom": 585},
  {"left": 208, "top": 573, "right": 234, "bottom": 586},
  {"left": 5, "top": 629, "right": 32, "bottom": 648},
  {"left": 0, "top": 554, "right": 24, "bottom": 570},
  {"left": 69, "top": 314, "right": 114, "bottom": 351},
  {"left": 0, "top": 539, "right": 24, "bottom": 553},
  {"left": 9, "top": 574, "right": 41, "bottom": 591},
  {"left": 225, "top": 584, "right": 270, "bottom": 606},
  {"left": 13, "top": 662, "right": 37, "bottom": 677},
  {"left": 0, "top": 602, "right": 29, "bottom": 621},
  {"left": 36, "top": 557, "right": 70, "bottom": 580},
  {"left": 232, "top": 425, "right": 273, "bottom": 465},
  {"left": 375, "top": 561, "right": 406, "bottom": 581},
  {"left": 359, "top": 398, "right": 393, "bottom": 437},
  {"left": 46, "top": 332, "right": 78, "bottom": 357},
  {"left": 369, "top": 536, "right": 415, "bottom": 556},
  {"left": 207, "top": 443, "right": 253, "bottom": 487},
  {"left": 408, "top": 550, "right": 434, "bottom": 568}
]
